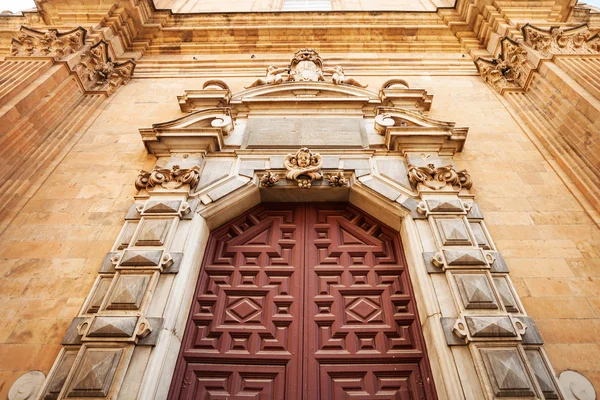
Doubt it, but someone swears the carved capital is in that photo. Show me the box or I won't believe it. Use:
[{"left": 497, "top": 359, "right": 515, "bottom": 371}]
[
  {"left": 523, "top": 23, "right": 600, "bottom": 57},
  {"left": 135, "top": 165, "right": 200, "bottom": 191},
  {"left": 284, "top": 147, "right": 323, "bottom": 188},
  {"left": 10, "top": 26, "right": 86, "bottom": 60},
  {"left": 475, "top": 38, "right": 534, "bottom": 93},
  {"left": 407, "top": 163, "right": 472, "bottom": 191},
  {"left": 75, "top": 40, "right": 135, "bottom": 95}
]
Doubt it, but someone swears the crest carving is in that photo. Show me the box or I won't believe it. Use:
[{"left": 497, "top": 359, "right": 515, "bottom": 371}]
[
  {"left": 135, "top": 165, "right": 200, "bottom": 191},
  {"left": 522, "top": 24, "right": 600, "bottom": 57},
  {"left": 245, "top": 49, "right": 366, "bottom": 88},
  {"left": 284, "top": 147, "right": 323, "bottom": 188},
  {"left": 475, "top": 38, "right": 533, "bottom": 93},
  {"left": 407, "top": 163, "right": 472, "bottom": 190},
  {"left": 10, "top": 26, "right": 86, "bottom": 60},
  {"left": 76, "top": 40, "right": 135, "bottom": 94}
]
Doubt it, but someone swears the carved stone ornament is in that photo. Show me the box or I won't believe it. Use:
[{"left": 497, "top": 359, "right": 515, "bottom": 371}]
[
  {"left": 328, "top": 171, "right": 348, "bottom": 187},
  {"left": 10, "top": 26, "right": 86, "bottom": 60},
  {"left": 260, "top": 171, "right": 280, "bottom": 187},
  {"left": 135, "top": 165, "right": 200, "bottom": 191},
  {"left": 284, "top": 147, "right": 323, "bottom": 188},
  {"left": 523, "top": 23, "right": 600, "bottom": 57},
  {"left": 475, "top": 38, "right": 533, "bottom": 93},
  {"left": 407, "top": 163, "right": 473, "bottom": 190},
  {"left": 76, "top": 40, "right": 135, "bottom": 94},
  {"left": 245, "top": 49, "right": 365, "bottom": 88}
]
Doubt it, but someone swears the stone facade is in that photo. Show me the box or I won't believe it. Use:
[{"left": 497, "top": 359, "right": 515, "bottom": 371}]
[{"left": 0, "top": 0, "right": 599, "bottom": 399}]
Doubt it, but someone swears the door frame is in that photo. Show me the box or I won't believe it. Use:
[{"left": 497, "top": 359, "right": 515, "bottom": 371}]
[{"left": 135, "top": 182, "right": 468, "bottom": 399}]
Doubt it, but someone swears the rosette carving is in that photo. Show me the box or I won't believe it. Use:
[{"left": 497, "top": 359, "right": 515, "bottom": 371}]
[
  {"left": 407, "top": 163, "right": 472, "bottom": 190},
  {"left": 284, "top": 147, "right": 323, "bottom": 188},
  {"left": 135, "top": 165, "right": 200, "bottom": 191},
  {"left": 10, "top": 26, "right": 86, "bottom": 60}
]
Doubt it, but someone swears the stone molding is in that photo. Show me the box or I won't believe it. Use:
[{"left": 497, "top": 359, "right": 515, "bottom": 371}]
[
  {"left": 10, "top": 26, "right": 86, "bottom": 60},
  {"left": 522, "top": 23, "right": 600, "bottom": 57},
  {"left": 9, "top": 27, "right": 135, "bottom": 97}
]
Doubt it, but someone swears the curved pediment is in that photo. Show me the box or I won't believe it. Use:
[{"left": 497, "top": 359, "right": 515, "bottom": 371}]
[
  {"left": 232, "top": 81, "right": 379, "bottom": 102},
  {"left": 374, "top": 107, "right": 468, "bottom": 155},
  {"left": 139, "top": 108, "right": 233, "bottom": 156}
]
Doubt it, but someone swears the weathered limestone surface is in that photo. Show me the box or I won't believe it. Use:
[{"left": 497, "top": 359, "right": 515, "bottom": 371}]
[{"left": 0, "top": 0, "right": 599, "bottom": 397}]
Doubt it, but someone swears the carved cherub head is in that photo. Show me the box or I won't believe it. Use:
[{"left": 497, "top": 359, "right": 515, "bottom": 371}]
[
  {"left": 296, "top": 148, "right": 311, "bottom": 168},
  {"left": 334, "top": 66, "right": 344, "bottom": 73}
]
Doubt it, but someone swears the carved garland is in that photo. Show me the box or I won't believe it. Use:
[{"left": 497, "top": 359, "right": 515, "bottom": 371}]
[
  {"left": 135, "top": 165, "right": 201, "bottom": 191},
  {"left": 407, "top": 163, "right": 472, "bottom": 190},
  {"left": 10, "top": 26, "right": 87, "bottom": 60}
]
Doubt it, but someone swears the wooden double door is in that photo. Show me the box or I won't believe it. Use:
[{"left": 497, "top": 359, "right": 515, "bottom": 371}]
[{"left": 169, "top": 203, "right": 437, "bottom": 399}]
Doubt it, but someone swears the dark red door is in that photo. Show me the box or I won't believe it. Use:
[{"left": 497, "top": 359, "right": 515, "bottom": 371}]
[{"left": 168, "top": 203, "right": 437, "bottom": 399}]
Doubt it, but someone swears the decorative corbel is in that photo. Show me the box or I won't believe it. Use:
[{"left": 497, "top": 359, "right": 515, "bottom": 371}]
[
  {"left": 522, "top": 23, "right": 600, "bottom": 57},
  {"left": 260, "top": 171, "right": 280, "bottom": 187},
  {"left": 10, "top": 26, "right": 86, "bottom": 60},
  {"left": 475, "top": 38, "right": 534, "bottom": 93},
  {"left": 75, "top": 40, "right": 135, "bottom": 95}
]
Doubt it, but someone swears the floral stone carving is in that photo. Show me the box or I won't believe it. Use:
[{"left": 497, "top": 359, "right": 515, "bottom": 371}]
[
  {"left": 10, "top": 26, "right": 86, "bottom": 60},
  {"left": 475, "top": 38, "right": 533, "bottom": 93},
  {"left": 328, "top": 172, "right": 348, "bottom": 187},
  {"left": 407, "top": 163, "right": 472, "bottom": 190},
  {"left": 135, "top": 165, "right": 200, "bottom": 191},
  {"left": 260, "top": 171, "right": 280, "bottom": 187},
  {"left": 76, "top": 40, "right": 135, "bottom": 94},
  {"left": 284, "top": 147, "right": 323, "bottom": 188},
  {"left": 522, "top": 23, "right": 600, "bottom": 57}
]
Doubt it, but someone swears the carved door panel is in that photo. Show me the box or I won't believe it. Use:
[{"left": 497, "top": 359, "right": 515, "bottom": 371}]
[
  {"left": 168, "top": 204, "right": 304, "bottom": 399},
  {"left": 169, "top": 203, "right": 437, "bottom": 400},
  {"left": 304, "top": 204, "right": 437, "bottom": 399}
]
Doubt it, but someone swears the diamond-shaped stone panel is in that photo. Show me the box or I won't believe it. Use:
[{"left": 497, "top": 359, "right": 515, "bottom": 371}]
[
  {"left": 427, "top": 199, "right": 464, "bottom": 213},
  {"left": 436, "top": 218, "right": 472, "bottom": 246},
  {"left": 444, "top": 249, "right": 487, "bottom": 266},
  {"left": 119, "top": 250, "right": 163, "bottom": 267},
  {"left": 526, "top": 349, "right": 559, "bottom": 399},
  {"left": 481, "top": 348, "right": 535, "bottom": 397},
  {"left": 87, "top": 316, "right": 138, "bottom": 338},
  {"left": 65, "top": 348, "right": 123, "bottom": 398},
  {"left": 455, "top": 274, "right": 498, "bottom": 309},
  {"left": 466, "top": 316, "right": 517, "bottom": 338},
  {"left": 106, "top": 274, "right": 150, "bottom": 310},
  {"left": 135, "top": 219, "right": 171, "bottom": 246}
]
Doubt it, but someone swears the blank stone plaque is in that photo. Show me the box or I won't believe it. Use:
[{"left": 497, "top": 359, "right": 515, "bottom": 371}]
[{"left": 246, "top": 117, "right": 365, "bottom": 148}]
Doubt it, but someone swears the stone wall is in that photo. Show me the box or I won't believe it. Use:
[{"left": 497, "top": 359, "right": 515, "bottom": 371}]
[{"left": 0, "top": 67, "right": 599, "bottom": 397}]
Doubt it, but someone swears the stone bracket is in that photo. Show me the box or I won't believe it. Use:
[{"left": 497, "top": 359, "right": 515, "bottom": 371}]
[{"left": 441, "top": 315, "right": 542, "bottom": 345}]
